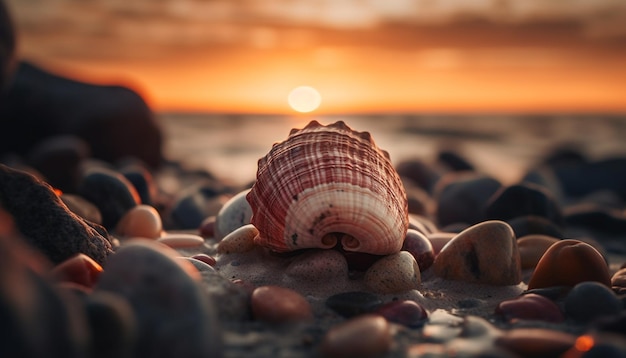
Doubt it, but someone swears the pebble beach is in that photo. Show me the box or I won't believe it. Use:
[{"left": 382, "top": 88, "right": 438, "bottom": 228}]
[{"left": 2, "top": 112, "right": 626, "bottom": 358}]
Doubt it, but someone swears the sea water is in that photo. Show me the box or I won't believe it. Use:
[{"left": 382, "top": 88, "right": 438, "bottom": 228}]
[{"left": 157, "top": 113, "right": 626, "bottom": 187}]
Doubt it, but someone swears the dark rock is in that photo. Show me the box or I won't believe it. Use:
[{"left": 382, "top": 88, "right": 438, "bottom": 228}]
[
  {"left": 437, "top": 150, "right": 474, "bottom": 172},
  {"left": 0, "top": 164, "right": 113, "bottom": 265},
  {"left": 77, "top": 167, "right": 140, "bottom": 230},
  {"left": 0, "top": 230, "right": 90, "bottom": 358},
  {"left": 85, "top": 292, "right": 137, "bottom": 358},
  {"left": 564, "top": 281, "right": 623, "bottom": 323},
  {"left": 552, "top": 158, "right": 626, "bottom": 201},
  {"left": 523, "top": 286, "right": 571, "bottom": 301},
  {"left": 434, "top": 172, "right": 502, "bottom": 227},
  {"left": 95, "top": 240, "right": 222, "bottom": 358},
  {"left": 27, "top": 135, "right": 90, "bottom": 193},
  {"left": 483, "top": 183, "right": 564, "bottom": 227},
  {"left": 507, "top": 215, "right": 564, "bottom": 239},
  {"left": 521, "top": 167, "right": 564, "bottom": 203},
  {"left": 591, "top": 312, "right": 626, "bottom": 336},
  {"left": 119, "top": 160, "right": 157, "bottom": 206},
  {"left": 395, "top": 158, "right": 441, "bottom": 193},
  {"left": 405, "top": 184, "right": 434, "bottom": 216},
  {"left": 171, "top": 185, "right": 224, "bottom": 230},
  {"left": 326, "top": 291, "right": 383, "bottom": 318},
  {"left": 0, "top": 0, "right": 15, "bottom": 90},
  {"left": 541, "top": 145, "right": 588, "bottom": 168},
  {"left": 0, "top": 61, "right": 163, "bottom": 168},
  {"left": 564, "top": 203, "right": 626, "bottom": 235}
]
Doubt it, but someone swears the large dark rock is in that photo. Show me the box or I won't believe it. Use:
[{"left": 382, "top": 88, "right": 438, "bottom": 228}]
[
  {"left": 0, "top": 61, "right": 163, "bottom": 168},
  {"left": 551, "top": 158, "right": 626, "bottom": 201},
  {"left": 0, "top": 225, "right": 90, "bottom": 358},
  {"left": 434, "top": 172, "right": 502, "bottom": 227},
  {"left": 0, "top": 164, "right": 113, "bottom": 265},
  {"left": 483, "top": 183, "right": 564, "bottom": 228},
  {"left": 0, "top": 0, "right": 16, "bottom": 90}
]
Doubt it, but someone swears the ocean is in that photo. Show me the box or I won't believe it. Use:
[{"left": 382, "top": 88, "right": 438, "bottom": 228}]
[{"left": 157, "top": 113, "right": 626, "bottom": 187}]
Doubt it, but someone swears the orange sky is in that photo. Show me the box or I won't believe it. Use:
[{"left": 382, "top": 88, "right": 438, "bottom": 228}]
[{"left": 6, "top": 1, "right": 626, "bottom": 114}]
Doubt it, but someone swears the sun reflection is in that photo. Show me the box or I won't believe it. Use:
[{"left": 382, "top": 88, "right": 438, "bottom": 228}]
[{"left": 287, "top": 86, "right": 322, "bottom": 113}]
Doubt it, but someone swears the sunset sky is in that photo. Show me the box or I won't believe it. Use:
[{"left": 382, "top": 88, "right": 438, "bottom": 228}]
[{"left": 5, "top": 0, "right": 626, "bottom": 114}]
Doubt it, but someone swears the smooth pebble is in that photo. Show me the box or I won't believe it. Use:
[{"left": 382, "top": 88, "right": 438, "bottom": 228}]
[
  {"left": 214, "top": 189, "right": 252, "bottom": 240},
  {"left": 364, "top": 251, "right": 421, "bottom": 293},
  {"left": 250, "top": 285, "right": 313, "bottom": 323},
  {"left": 402, "top": 229, "right": 435, "bottom": 272},
  {"left": 495, "top": 293, "right": 564, "bottom": 323},
  {"left": 527, "top": 239, "right": 611, "bottom": 290},
  {"left": 433, "top": 220, "right": 521, "bottom": 285},
  {"left": 433, "top": 172, "right": 502, "bottom": 227},
  {"left": 564, "top": 281, "right": 623, "bottom": 323},
  {"left": 495, "top": 328, "right": 576, "bottom": 357},
  {"left": 427, "top": 232, "right": 455, "bottom": 255},
  {"left": 198, "top": 215, "right": 216, "bottom": 238},
  {"left": 180, "top": 257, "right": 215, "bottom": 272},
  {"left": 375, "top": 300, "right": 428, "bottom": 328},
  {"left": 119, "top": 162, "right": 157, "bottom": 206},
  {"left": 77, "top": 167, "right": 140, "bottom": 229},
  {"left": 191, "top": 253, "right": 217, "bottom": 266},
  {"left": 170, "top": 185, "right": 225, "bottom": 229},
  {"left": 157, "top": 233, "right": 205, "bottom": 248},
  {"left": 50, "top": 253, "right": 103, "bottom": 289},
  {"left": 326, "top": 291, "right": 383, "bottom": 318},
  {"left": 517, "top": 234, "right": 560, "bottom": 270},
  {"left": 95, "top": 240, "right": 220, "bottom": 358},
  {"left": 217, "top": 223, "right": 258, "bottom": 254},
  {"left": 320, "top": 314, "right": 392, "bottom": 358},
  {"left": 611, "top": 267, "right": 626, "bottom": 294},
  {"left": 85, "top": 291, "right": 136, "bottom": 358},
  {"left": 115, "top": 204, "right": 162, "bottom": 239}
]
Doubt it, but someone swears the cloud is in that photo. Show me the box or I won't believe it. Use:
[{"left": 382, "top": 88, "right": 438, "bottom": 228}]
[{"left": 5, "top": 0, "right": 626, "bottom": 63}]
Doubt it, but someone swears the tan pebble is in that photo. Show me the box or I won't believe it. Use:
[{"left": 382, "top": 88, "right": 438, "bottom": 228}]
[
  {"left": 427, "top": 232, "right": 455, "bottom": 255},
  {"left": 250, "top": 285, "right": 313, "bottom": 323},
  {"left": 527, "top": 239, "right": 611, "bottom": 290},
  {"left": 217, "top": 224, "right": 258, "bottom": 254},
  {"left": 517, "top": 235, "right": 560, "bottom": 269},
  {"left": 157, "top": 233, "right": 205, "bottom": 248},
  {"left": 433, "top": 220, "right": 521, "bottom": 285},
  {"left": 611, "top": 267, "right": 626, "bottom": 293},
  {"left": 364, "top": 251, "right": 420, "bottom": 293},
  {"left": 115, "top": 204, "right": 162, "bottom": 239},
  {"left": 495, "top": 328, "right": 576, "bottom": 357},
  {"left": 320, "top": 314, "right": 392, "bottom": 358}
]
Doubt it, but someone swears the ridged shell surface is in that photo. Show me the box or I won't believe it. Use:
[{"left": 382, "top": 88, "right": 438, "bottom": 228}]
[{"left": 246, "top": 120, "right": 408, "bottom": 255}]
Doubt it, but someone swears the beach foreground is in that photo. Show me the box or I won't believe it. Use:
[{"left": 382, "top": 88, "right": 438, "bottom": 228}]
[{"left": 1, "top": 116, "right": 626, "bottom": 358}]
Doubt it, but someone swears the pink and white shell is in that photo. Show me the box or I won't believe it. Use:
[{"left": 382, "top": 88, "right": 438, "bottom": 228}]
[{"left": 246, "top": 120, "right": 408, "bottom": 255}]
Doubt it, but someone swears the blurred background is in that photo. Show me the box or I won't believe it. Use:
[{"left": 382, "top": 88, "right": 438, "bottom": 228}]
[
  {"left": 3, "top": 0, "right": 626, "bottom": 186},
  {"left": 5, "top": 0, "right": 626, "bottom": 114}
]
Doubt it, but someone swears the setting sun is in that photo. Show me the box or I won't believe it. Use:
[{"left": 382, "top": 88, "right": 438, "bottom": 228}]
[{"left": 287, "top": 86, "right": 322, "bottom": 113}]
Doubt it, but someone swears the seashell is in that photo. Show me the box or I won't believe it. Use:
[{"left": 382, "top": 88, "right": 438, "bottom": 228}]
[{"left": 246, "top": 120, "right": 408, "bottom": 255}]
